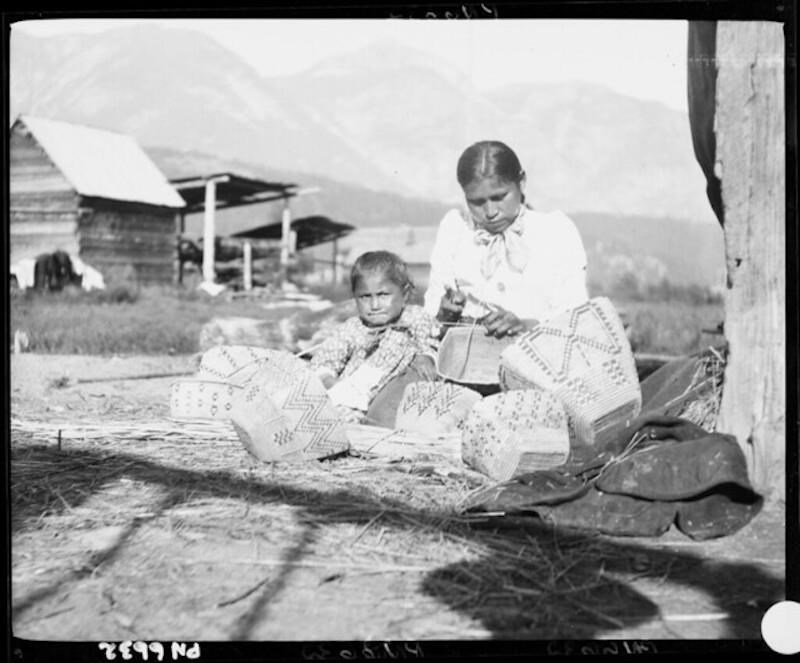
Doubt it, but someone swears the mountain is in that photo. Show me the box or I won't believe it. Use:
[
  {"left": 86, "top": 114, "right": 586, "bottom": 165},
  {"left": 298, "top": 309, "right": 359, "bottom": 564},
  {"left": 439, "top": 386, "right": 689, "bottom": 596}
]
[
  {"left": 9, "top": 26, "right": 401, "bottom": 192},
  {"left": 10, "top": 24, "right": 718, "bottom": 223}
]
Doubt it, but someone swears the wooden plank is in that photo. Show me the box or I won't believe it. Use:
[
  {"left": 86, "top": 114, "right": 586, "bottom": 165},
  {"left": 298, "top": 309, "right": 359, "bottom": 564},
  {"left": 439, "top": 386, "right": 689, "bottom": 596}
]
[
  {"left": 80, "top": 251, "right": 175, "bottom": 266},
  {"left": 10, "top": 129, "right": 75, "bottom": 195},
  {"left": 715, "top": 22, "right": 785, "bottom": 499},
  {"left": 10, "top": 219, "right": 77, "bottom": 235}
]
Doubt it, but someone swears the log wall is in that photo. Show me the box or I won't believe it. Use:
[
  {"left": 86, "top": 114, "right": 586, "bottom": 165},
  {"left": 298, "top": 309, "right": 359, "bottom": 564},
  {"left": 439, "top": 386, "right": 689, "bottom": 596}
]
[
  {"left": 78, "top": 199, "right": 179, "bottom": 285},
  {"left": 9, "top": 125, "right": 80, "bottom": 262}
]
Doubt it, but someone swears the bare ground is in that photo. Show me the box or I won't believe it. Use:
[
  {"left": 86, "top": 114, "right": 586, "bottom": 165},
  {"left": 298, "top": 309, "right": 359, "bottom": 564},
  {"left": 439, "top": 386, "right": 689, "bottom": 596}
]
[{"left": 10, "top": 353, "right": 786, "bottom": 644}]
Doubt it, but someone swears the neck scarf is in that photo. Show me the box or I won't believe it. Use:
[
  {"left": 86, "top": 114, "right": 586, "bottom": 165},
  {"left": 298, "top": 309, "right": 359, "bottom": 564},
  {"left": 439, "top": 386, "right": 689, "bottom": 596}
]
[{"left": 473, "top": 209, "right": 528, "bottom": 279}]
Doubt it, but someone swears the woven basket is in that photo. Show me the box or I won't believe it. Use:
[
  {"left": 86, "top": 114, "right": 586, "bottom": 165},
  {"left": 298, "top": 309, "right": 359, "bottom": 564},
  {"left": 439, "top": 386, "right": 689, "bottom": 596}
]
[
  {"left": 171, "top": 351, "right": 350, "bottom": 462},
  {"left": 395, "top": 381, "right": 482, "bottom": 436},
  {"left": 197, "top": 344, "right": 307, "bottom": 385},
  {"left": 499, "top": 297, "right": 641, "bottom": 447},
  {"left": 461, "top": 388, "right": 570, "bottom": 481},
  {"left": 436, "top": 325, "right": 516, "bottom": 385}
]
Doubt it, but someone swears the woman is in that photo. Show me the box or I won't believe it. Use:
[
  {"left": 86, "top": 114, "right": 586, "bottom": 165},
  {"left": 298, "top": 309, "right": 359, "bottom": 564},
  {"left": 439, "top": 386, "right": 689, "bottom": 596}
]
[{"left": 424, "top": 140, "right": 589, "bottom": 337}]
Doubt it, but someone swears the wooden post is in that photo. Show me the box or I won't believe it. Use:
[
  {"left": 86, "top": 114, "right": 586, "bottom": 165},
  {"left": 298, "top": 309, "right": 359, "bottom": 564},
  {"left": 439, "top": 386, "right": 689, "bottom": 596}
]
[
  {"left": 280, "top": 200, "right": 291, "bottom": 284},
  {"left": 243, "top": 241, "right": 252, "bottom": 291},
  {"left": 714, "top": 22, "right": 785, "bottom": 500},
  {"left": 332, "top": 238, "right": 338, "bottom": 285},
  {"left": 175, "top": 212, "right": 185, "bottom": 285},
  {"left": 202, "top": 179, "right": 217, "bottom": 284}
]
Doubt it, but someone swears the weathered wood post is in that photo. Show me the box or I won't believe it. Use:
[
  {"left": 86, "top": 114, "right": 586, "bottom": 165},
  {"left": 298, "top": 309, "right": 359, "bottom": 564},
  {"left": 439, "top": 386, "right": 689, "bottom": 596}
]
[
  {"left": 280, "top": 200, "right": 291, "bottom": 285},
  {"left": 332, "top": 238, "right": 338, "bottom": 285},
  {"left": 243, "top": 241, "right": 252, "bottom": 291},
  {"left": 714, "top": 21, "right": 785, "bottom": 500},
  {"left": 202, "top": 179, "right": 217, "bottom": 284}
]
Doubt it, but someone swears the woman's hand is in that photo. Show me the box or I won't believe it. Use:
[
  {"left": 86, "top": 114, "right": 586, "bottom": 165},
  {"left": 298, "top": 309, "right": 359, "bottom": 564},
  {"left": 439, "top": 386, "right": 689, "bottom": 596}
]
[
  {"left": 480, "top": 307, "right": 528, "bottom": 338},
  {"left": 437, "top": 286, "right": 466, "bottom": 322},
  {"left": 409, "top": 353, "right": 438, "bottom": 380}
]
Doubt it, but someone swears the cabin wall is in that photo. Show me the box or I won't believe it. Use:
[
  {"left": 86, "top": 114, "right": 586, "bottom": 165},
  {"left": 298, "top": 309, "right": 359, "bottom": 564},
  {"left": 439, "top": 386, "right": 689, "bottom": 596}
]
[
  {"left": 78, "top": 198, "right": 179, "bottom": 285},
  {"left": 9, "top": 125, "right": 80, "bottom": 263}
]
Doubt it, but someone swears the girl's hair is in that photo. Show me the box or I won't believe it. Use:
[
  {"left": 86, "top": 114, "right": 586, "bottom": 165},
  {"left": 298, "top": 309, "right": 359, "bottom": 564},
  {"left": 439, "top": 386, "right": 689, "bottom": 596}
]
[
  {"left": 456, "top": 140, "right": 525, "bottom": 189},
  {"left": 350, "top": 251, "right": 414, "bottom": 293}
]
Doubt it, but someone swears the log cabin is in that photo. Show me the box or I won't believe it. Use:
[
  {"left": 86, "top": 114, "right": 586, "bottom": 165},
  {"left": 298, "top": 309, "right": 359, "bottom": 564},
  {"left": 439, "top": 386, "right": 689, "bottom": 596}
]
[{"left": 9, "top": 115, "right": 186, "bottom": 284}]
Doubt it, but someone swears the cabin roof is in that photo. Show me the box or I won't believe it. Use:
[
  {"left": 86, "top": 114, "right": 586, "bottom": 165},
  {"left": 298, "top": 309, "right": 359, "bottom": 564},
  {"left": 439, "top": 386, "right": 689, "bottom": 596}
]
[{"left": 14, "top": 115, "right": 186, "bottom": 209}]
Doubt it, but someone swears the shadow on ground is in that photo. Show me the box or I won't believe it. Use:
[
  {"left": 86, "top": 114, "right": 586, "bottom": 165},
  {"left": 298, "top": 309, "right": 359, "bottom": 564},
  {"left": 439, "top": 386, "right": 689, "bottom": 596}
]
[{"left": 11, "top": 443, "right": 783, "bottom": 640}]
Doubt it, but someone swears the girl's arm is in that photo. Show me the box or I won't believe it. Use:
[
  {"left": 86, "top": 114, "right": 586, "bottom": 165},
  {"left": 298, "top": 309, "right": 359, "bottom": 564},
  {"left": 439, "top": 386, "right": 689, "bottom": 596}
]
[{"left": 309, "top": 319, "right": 357, "bottom": 385}]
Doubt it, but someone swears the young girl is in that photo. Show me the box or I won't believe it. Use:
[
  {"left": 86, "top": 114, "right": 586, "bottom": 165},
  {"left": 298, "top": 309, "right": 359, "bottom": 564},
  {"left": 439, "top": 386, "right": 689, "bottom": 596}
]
[{"left": 310, "top": 251, "right": 438, "bottom": 426}]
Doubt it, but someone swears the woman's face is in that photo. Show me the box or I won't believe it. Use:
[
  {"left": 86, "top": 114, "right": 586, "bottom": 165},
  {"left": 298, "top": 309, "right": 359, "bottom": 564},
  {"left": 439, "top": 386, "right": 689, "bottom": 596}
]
[
  {"left": 463, "top": 174, "right": 525, "bottom": 234},
  {"left": 353, "top": 271, "right": 408, "bottom": 327}
]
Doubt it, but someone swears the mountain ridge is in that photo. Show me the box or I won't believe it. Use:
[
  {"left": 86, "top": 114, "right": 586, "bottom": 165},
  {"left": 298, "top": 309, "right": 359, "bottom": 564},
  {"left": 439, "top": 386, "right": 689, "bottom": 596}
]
[{"left": 10, "top": 24, "right": 717, "bottom": 223}]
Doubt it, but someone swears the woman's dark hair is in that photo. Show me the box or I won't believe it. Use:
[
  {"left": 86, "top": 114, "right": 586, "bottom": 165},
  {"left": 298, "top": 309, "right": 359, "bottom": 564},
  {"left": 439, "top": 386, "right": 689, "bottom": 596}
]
[
  {"left": 350, "top": 250, "right": 414, "bottom": 293},
  {"left": 456, "top": 140, "right": 525, "bottom": 189}
]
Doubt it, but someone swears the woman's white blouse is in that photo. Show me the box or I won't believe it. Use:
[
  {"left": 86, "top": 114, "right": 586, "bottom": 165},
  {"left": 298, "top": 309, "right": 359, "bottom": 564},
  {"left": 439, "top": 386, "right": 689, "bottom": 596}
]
[{"left": 423, "top": 207, "right": 589, "bottom": 323}]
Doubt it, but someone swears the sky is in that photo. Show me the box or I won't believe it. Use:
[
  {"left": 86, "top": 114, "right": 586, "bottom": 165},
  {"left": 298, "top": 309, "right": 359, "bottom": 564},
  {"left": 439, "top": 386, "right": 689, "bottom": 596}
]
[{"left": 12, "top": 17, "right": 690, "bottom": 112}]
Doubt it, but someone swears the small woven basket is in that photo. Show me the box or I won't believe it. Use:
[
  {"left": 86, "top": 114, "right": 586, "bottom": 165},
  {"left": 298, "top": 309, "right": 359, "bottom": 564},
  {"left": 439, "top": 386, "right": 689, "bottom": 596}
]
[
  {"left": 395, "top": 381, "right": 482, "bottom": 436},
  {"left": 499, "top": 297, "right": 641, "bottom": 447},
  {"left": 436, "top": 325, "right": 516, "bottom": 385},
  {"left": 461, "top": 388, "right": 570, "bottom": 481}
]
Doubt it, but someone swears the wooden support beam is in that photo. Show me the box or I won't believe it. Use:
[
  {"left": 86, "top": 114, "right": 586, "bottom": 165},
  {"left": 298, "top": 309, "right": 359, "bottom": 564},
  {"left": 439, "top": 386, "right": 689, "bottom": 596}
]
[
  {"left": 202, "top": 179, "right": 217, "bottom": 283},
  {"left": 715, "top": 21, "right": 785, "bottom": 500},
  {"left": 243, "top": 241, "right": 253, "bottom": 291}
]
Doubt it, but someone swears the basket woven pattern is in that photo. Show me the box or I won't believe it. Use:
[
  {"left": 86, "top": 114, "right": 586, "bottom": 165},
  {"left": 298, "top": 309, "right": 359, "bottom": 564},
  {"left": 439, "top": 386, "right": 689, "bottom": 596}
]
[
  {"left": 395, "top": 381, "right": 483, "bottom": 436},
  {"left": 461, "top": 388, "right": 570, "bottom": 481},
  {"left": 198, "top": 345, "right": 307, "bottom": 385},
  {"left": 499, "top": 297, "right": 641, "bottom": 446},
  {"left": 170, "top": 347, "right": 350, "bottom": 462},
  {"left": 436, "top": 325, "right": 516, "bottom": 385}
]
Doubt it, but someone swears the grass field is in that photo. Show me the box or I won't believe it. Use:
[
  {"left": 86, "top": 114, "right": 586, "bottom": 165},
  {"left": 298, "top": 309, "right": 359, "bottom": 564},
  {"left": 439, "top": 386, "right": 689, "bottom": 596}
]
[{"left": 9, "top": 284, "right": 725, "bottom": 357}]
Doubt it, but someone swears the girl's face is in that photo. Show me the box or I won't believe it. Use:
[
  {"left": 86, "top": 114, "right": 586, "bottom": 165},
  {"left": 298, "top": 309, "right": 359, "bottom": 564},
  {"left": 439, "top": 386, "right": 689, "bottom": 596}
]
[
  {"left": 463, "top": 174, "right": 525, "bottom": 234},
  {"left": 353, "top": 271, "right": 408, "bottom": 327}
]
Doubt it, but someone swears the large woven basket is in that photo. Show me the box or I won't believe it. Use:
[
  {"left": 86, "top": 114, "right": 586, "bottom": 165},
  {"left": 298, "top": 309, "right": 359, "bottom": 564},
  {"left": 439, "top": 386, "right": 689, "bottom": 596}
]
[
  {"left": 499, "top": 297, "right": 641, "bottom": 447},
  {"left": 436, "top": 325, "right": 516, "bottom": 385},
  {"left": 461, "top": 388, "right": 570, "bottom": 481},
  {"left": 171, "top": 347, "right": 350, "bottom": 462},
  {"left": 395, "top": 381, "right": 482, "bottom": 437}
]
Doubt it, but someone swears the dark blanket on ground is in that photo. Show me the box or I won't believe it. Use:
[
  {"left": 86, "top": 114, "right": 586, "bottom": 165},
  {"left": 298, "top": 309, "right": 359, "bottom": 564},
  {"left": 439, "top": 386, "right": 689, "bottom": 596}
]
[{"left": 460, "top": 352, "right": 763, "bottom": 540}]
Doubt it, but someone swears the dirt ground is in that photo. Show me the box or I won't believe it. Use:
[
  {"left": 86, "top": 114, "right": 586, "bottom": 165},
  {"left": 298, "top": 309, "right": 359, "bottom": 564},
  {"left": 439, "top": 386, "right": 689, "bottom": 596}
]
[{"left": 9, "top": 353, "right": 786, "bottom": 646}]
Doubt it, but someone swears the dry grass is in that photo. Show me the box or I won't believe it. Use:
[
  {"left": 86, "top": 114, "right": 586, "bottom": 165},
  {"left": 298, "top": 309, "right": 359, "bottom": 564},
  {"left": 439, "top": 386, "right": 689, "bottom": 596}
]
[
  {"left": 674, "top": 348, "right": 726, "bottom": 432},
  {"left": 10, "top": 415, "right": 648, "bottom": 638}
]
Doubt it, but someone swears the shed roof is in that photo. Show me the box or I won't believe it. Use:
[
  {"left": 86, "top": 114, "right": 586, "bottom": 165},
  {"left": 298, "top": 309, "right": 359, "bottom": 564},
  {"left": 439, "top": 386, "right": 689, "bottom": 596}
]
[
  {"left": 14, "top": 115, "right": 186, "bottom": 209},
  {"left": 171, "top": 173, "right": 297, "bottom": 212},
  {"left": 231, "top": 215, "right": 355, "bottom": 250}
]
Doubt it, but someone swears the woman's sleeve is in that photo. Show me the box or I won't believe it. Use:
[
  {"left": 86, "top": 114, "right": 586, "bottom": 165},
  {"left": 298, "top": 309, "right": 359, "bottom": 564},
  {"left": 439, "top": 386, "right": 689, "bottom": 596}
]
[
  {"left": 309, "top": 318, "right": 356, "bottom": 380},
  {"left": 550, "top": 212, "right": 590, "bottom": 314},
  {"left": 423, "top": 211, "right": 458, "bottom": 317}
]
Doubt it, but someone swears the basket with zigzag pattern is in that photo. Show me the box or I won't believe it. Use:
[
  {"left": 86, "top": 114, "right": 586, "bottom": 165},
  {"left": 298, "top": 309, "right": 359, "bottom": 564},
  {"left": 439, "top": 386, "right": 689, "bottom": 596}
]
[
  {"left": 171, "top": 347, "right": 350, "bottom": 462},
  {"left": 499, "top": 297, "right": 641, "bottom": 447},
  {"left": 395, "top": 381, "right": 483, "bottom": 437}
]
